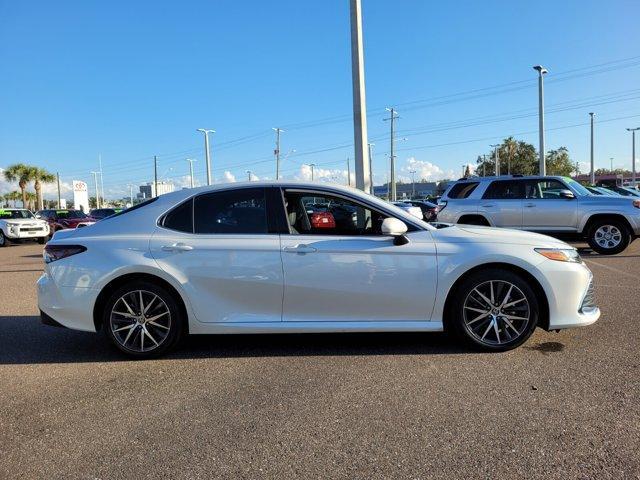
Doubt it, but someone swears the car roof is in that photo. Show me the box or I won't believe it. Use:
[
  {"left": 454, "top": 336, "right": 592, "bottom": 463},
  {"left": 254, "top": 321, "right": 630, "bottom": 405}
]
[{"left": 452, "top": 175, "right": 569, "bottom": 183}]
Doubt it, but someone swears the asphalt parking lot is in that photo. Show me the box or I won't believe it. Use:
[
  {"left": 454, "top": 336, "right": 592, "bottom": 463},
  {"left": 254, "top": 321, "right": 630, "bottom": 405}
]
[{"left": 0, "top": 241, "right": 639, "bottom": 479}]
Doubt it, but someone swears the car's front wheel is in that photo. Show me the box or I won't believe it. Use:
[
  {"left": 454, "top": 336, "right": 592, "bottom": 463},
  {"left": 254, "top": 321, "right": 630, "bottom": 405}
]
[
  {"left": 449, "top": 268, "right": 539, "bottom": 351},
  {"left": 587, "top": 219, "right": 631, "bottom": 255},
  {"left": 0, "top": 231, "right": 7, "bottom": 247},
  {"left": 102, "top": 281, "right": 183, "bottom": 358}
]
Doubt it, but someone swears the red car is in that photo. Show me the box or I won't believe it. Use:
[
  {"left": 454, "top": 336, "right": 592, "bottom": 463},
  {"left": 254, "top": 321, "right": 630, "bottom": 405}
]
[{"left": 35, "top": 209, "right": 96, "bottom": 236}]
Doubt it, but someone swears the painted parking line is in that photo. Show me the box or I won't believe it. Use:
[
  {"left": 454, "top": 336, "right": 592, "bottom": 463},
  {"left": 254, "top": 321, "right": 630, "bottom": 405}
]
[{"left": 584, "top": 259, "right": 640, "bottom": 281}]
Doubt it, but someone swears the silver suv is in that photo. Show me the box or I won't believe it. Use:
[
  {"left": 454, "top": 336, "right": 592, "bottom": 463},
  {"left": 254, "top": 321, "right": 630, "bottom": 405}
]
[{"left": 437, "top": 175, "right": 640, "bottom": 254}]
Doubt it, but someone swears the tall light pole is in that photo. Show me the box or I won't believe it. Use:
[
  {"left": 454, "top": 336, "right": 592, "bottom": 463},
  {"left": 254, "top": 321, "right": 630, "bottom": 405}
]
[
  {"left": 308, "top": 163, "right": 316, "bottom": 181},
  {"left": 246, "top": 170, "right": 254, "bottom": 181},
  {"left": 197, "top": 129, "right": 215, "bottom": 185},
  {"left": 91, "top": 171, "right": 100, "bottom": 209},
  {"left": 490, "top": 144, "right": 500, "bottom": 176},
  {"left": 384, "top": 107, "right": 400, "bottom": 201},
  {"left": 346, "top": 157, "right": 351, "bottom": 186},
  {"left": 98, "top": 154, "right": 105, "bottom": 207},
  {"left": 627, "top": 127, "right": 640, "bottom": 186},
  {"left": 56, "top": 172, "right": 61, "bottom": 208},
  {"left": 410, "top": 170, "right": 416, "bottom": 198},
  {"left": 610, "top": 157, "right": 614, "bottom": 172},
  {"left": 533, "top": 65, "right": 548, "bottom": 176},
  {"left": 349, "top": 0, "right": 371, "bottom": 194},
  {"left": 367, "top": 143, "right": 374, "bottom": 191},
  {"left": 154, "top": 155, "right": 158, "bottom": 198},
  {"left": 127, "top": 184, "right": 134, "bottom": 206},
  {"left": 589, "top": 113, "right": 596, "bottom": 184},
  {"left": 272, "top": 128, "right": 284, "bottom": 179},
  {"left": 186, "top": 159, "right": 196, "bottom": 188}
]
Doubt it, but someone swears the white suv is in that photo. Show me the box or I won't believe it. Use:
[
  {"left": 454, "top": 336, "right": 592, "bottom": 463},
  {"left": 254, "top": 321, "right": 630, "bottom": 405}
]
[
  {"left": 437, "top": 175, "right": 640, "bottom": 254},
  {"left": 0, "top": 208, "right": 49, "bottom": 246}
]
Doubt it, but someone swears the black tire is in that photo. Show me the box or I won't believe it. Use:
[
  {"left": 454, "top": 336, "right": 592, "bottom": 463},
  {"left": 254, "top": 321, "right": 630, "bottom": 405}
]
[
  {"left": 448, "top": 268, "right": 539, "bottom": 352},
  {"left": 587, "top": 218, "right": 631, "bottom": 255},
  {"left": 0, "top": 231, "right": 7, "bottom": 247},
  {"left": 37, "top": 236, "right": 46, "bottom": 244},
  {"left": 102, "top": 281, "right": 184, "bottom": 358}
]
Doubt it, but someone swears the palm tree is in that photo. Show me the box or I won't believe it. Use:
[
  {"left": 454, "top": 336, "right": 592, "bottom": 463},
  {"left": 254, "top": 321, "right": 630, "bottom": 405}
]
[
  {"left": 3, "top": 164, "right": 34, "bottom": 208},
  {"left": 31, "top": 167, "right": 56, "bottom": 211},
  {"left": 25, "top": 191, "right": 37, "bottom": 211},
  {"left": 10, "top": 191, "right": 21, "bottom": 207}
]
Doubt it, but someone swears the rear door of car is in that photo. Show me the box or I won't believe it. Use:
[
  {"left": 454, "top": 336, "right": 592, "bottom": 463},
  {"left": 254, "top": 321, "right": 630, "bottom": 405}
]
[
  {"left": 149, "top": 187, "right": 285, "bottom": 323},
  {"left": 478, "top": 180, "right": 524, "bottom": 228}
]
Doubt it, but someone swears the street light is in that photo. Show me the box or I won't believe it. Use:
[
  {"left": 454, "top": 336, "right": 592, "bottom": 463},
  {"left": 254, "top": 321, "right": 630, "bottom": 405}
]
[
  {"left": 196, "top": 128, "right": 215, "bottom": 185},
  {"left": 589, "top": 113, "right": 595, "bottom": 184},
  {"left": 246, "top": 170, "right": 254, "bottom": 181},
  {"left": 409, "top": 170, "right": 416, "bottom": 198},
  {"left": 307, "top": 163, "right": 316, "bottom": 181},
  {"left": 490, "top": 144, "right": 500, "bottom": 176},
  {"left": 186, "top": 159, "right": 197, "bottom": 188},
  {"left": 627, "top": 127, "right": 640, "bottom": 186},
  {"left": 533, "top": 65, "right": 548, "bottom": 176}
]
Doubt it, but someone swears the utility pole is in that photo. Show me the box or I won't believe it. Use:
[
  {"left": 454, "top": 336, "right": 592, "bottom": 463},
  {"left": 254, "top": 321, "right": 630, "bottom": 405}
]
[
  {"left": 349, "top": 0, "right": 371, "bottom": 194},
  {"left": 98, "top": 154, "right": 105, "bottom": 207},
  {"left": 490, "top": 144, "right": 500, "bottom": 176},
  {"left": 197, "top": 129, "right": 215, "bottom": 185},
  {"left": 482, "top": 155, "right": 487, "bottom": 176},
  {"left": 627, "top": 127, "right": 640, "bottom": 186},
  {"left": 246, "top": 170, "right": 253, "bottom": 181},
  {"left": 309, "top": 163, "right": 316, "bottom": 181},
  {"left": 384, "top": 107, "right": 400, "bottom": 201},
  {"left": 56, "top": 172, "right": 61, "bottom": 208},
  {"left": 186, "top": 159, "right": 196, "bottom": 188},
  {"left": 610, "top": 157, "right": 614, "bottom": 172},
  {"left": 154, "top": 155, "right": 158, "bottom": 198},
  {"left": 127, "top": 184, "right": 134, "bottom": 206},
  {"left": 410, "top": 170, "right": 416, "bottom": 197},
  {"left": 533, "top": 65, "right": 548, "bottom": 175},
  {"left": 273, "top": 128, "right": 283, "bottom": 179},
  {"left": 367, "top": 143, "right": 374, "bottom": 191},
  {"left": 91, "top": 171, "right": 100, "bottom": 208},
  {"left": 347, "top": 157, "right": 351, "bottom": 186},
  {"left": 589, "top": 113, "right": 596, "bottom": 184},
  {"left": 462, "top": 165, "right": 466, "bottom": 178}
]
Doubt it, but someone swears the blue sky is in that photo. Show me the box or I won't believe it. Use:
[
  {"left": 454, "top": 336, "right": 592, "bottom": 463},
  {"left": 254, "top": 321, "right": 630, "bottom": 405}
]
[{"left": 1, "top": 0, "right": 639, "bottom": 199}]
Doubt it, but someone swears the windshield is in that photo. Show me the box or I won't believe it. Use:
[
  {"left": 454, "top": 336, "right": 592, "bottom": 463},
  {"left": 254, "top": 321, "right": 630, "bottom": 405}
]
[
  {"left": 57, "top": 210, "right": 88, "bottom": 219},
  {"left": 564, "top": 178, "right": 591, "bottom": 196},
  {"left": 0, "top": 209, "right": 34, "bottom": 219}
]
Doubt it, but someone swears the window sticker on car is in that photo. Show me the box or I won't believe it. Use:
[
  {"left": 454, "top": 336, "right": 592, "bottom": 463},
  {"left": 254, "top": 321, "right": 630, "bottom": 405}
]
[
  {"left": 56, "top": 210, "right": 67, "bottom": 214},
  {"left": 0, "top": 210, "right": 8, "bottom": 216}
]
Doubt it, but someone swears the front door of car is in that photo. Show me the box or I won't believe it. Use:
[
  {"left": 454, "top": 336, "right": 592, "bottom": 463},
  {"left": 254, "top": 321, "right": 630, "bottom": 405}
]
[
  {"left": 522, "top": 179, "right": 578, "bottom": 231},
  {"left": 149, "top": 187, "right": 284, "bottom": 323},
  {"left": 278, "top": 189, "right": 437, "bottom": 323},
  {"left": 477, "top": 180, "right": 524, "bottom": 228}
]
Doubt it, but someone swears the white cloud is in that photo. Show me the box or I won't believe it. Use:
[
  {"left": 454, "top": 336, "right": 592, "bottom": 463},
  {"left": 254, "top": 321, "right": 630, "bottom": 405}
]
[
  {"left": 295, "top": 164, "right": 354, "bottom": 185},
  {"left": 399, "top": 157, "right": 457, "bottom": 182},
  {"left": 222, "top": 171, "right": 236, "bottom": 183}
]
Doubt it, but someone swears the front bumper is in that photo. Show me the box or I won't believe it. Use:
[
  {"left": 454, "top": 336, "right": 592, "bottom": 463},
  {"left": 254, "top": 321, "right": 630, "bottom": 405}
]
[
  {"left": 37, "top": 272, "right": 99, "bottom": 332},
  {"left": 4, "top": 227, "right": 48, "bottom": 239}
]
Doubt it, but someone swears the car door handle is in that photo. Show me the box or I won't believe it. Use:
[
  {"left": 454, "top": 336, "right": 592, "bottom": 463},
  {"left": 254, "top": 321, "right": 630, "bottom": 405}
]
[
  {"left": 162, "top": 243, "right": 194, "bottom": 252},
  {"left": 282, "top": 244, "right": 317, "bottom": 254},
  {"left": 481, "top": 204, "right": 495, "bottom": 207},
  {"left": 524, "top": 203, "right": 536, "bottom": 207}
]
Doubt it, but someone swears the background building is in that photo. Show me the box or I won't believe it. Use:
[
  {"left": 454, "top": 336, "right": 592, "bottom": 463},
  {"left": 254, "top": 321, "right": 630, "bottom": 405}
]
[{"left": 138, "top": 181, "right": 174, "bottom": 199}]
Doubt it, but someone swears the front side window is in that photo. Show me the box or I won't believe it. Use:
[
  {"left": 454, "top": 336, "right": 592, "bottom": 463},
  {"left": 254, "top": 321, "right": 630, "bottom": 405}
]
[
  {"left": 283, "top": 190, "right": 389, "bottom": 236},
  {"left": 483, "top": 180, "right": 525, "bottom": 199},
  {"left": 525, "top": 180, "right": 568, "bottom": 199},
  {"left": 194, "top": 188, "right": 267, "bottom": 234}
]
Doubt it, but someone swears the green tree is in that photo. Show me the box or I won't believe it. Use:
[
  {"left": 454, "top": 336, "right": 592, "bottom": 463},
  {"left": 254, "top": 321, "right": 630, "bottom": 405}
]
[
  {"left": 3, "top": 163, "right": 34, "bottom": 208},
  {"left": 31, "top": 167, "right": 56, "bottom": 211},
  {"left": 25, "top": 191, "right": 37, "bottom": 211},
  {"left": 477, "top": 139, "right": 538, "bottom": 176},
  {"left": 545, "top": 147, "right": 574, "bottom": 176}
]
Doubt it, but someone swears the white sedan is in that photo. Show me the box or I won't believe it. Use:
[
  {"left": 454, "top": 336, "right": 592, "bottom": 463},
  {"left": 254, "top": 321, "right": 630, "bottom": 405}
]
[{"left": 38, "top": 181, "right": 599, "bottom": 358}]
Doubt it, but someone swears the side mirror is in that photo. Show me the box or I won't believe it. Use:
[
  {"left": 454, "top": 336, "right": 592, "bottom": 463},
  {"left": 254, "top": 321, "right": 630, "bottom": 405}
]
[
  {"left": 559, "top": 189, "right": 575, "bottom": 199},
  {"left": 381, "top": 218, "right": 409, "bottom": 245}
]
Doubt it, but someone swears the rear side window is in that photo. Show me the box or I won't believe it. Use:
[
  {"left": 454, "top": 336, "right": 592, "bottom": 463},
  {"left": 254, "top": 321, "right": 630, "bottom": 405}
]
[
  {"left": 447, "top": 182, "right": 479, "bottom": 199},
  {"left": 194, "top": 188, "right": 267, "bottom": 234},
  {"left": 163, "top": 199, "right": 193, "bottom": 233},
  {"left": 483, "top": 180, "right": 525, "bottom": 199}
]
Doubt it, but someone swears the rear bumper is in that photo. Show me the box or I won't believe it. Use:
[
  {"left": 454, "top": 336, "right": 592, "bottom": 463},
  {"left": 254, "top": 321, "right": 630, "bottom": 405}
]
[{"left": 37, "top": 272, "right": 98, "bottom": 332}]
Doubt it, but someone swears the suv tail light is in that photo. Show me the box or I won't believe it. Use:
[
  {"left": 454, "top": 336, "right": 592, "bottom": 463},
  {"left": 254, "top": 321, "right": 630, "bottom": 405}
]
[
  {"left": 633, "top": 200, "right": 640, "bottom": 209},
  {"left": 438, "top": 200, "right": 448, "bottom": 211},
  {"left": 43, "top": 245, "right": 86, "bottom": 263}
]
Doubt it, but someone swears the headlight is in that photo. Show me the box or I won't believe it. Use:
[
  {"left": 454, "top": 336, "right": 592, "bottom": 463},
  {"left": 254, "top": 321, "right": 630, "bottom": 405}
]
[{"left": 535, "top": 248, "right": 582, "bottom": 263}]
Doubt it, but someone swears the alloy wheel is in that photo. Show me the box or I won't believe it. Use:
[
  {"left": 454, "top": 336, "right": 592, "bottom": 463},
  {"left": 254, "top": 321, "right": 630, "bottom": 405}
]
[
  {"left": 463, "top": 280, "right": 531, "bottom": 346},
  {"left": 109, "top": 290, "right": 172, "bottom": 353},
  {"left": 594, "top": 225, "right": 622, "bottom": 250}
]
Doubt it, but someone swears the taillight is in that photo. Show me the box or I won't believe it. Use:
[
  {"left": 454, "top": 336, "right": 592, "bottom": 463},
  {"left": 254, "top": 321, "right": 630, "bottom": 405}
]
[
  {"left": 633, "top": 200, "right": 640, "bottom": 209},
  {"left": 438, "top": 200, "right": 448, "bottom": 211},
  {"left": 43, "top": 245, "right": 86, "bottom": 263}
]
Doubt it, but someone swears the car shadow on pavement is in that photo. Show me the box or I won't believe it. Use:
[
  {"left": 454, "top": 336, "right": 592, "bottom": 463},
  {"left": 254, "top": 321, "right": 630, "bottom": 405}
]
[{"left": 0, "top": 315, "right": 470, "bottom": 365}]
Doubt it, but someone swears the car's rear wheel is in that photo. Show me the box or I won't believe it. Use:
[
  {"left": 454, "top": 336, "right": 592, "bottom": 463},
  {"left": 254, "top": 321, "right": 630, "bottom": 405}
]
[
  {"left": 0, "top": 231, "right": 7, "bottom": 247},
  {"left": 102, "top": 281, "right": 183, "bottom": 358},
  {"left": 450, "top": 268, "right": 539, "bottom": 351},
  {"left": 587, "top": 219, "right": 630, "bottom": 255},
  {"left": 37, "top": 236, "right": 46, "bottom": 244}
]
